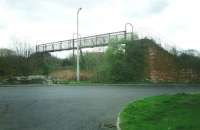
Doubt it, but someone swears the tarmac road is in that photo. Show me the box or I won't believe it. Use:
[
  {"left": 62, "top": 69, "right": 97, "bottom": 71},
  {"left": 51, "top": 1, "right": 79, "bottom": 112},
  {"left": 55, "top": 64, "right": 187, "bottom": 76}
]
[{"left": 0, "top": 84, "right": 200, "bottom": 130}]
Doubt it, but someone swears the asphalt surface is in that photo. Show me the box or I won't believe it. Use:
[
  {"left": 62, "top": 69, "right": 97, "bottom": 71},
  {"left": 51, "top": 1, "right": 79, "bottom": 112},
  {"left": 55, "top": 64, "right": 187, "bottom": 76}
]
[{"left": 0, "top": 84, "right": 200, "bottom": 130}]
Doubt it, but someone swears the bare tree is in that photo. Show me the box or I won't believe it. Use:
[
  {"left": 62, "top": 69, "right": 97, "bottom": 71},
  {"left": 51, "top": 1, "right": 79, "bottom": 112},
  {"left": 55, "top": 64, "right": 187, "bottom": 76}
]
[{"left": 11, "top": 38, "right": 34, "bottom": 57}]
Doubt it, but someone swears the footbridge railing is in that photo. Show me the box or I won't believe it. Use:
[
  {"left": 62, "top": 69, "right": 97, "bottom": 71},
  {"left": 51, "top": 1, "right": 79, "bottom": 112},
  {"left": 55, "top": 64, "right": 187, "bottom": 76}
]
[{"left": 36, "top": 31, "right": 133, "bottom": 53}]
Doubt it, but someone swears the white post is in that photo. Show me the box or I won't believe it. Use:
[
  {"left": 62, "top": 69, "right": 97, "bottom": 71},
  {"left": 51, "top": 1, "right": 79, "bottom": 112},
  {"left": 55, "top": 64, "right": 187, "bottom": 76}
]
[{"left": 76, "top": 8, "right": 82, "bottom": 81}]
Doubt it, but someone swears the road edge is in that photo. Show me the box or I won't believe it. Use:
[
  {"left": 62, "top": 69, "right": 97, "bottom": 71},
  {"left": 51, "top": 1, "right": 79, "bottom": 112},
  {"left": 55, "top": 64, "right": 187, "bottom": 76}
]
[{"left": 116, "top": 112, "right": 122, "bottom": 130}]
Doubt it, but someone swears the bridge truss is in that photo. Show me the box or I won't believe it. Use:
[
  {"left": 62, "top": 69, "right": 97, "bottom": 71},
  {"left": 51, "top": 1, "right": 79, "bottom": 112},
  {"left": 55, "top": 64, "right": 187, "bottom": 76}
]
[{"left": 36, "top": 31, "right": 133, "bottom": 53}]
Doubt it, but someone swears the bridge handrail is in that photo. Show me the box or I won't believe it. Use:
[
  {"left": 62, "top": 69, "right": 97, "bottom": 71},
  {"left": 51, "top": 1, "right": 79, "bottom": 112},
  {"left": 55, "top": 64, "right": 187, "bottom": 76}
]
[{"left": 36, "top": 30, "right": 128, "bottom": 53}]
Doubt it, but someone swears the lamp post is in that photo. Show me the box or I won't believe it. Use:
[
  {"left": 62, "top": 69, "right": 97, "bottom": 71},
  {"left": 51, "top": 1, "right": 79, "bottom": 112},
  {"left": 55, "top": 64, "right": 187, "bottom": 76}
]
[
  {"left": 76, "top": 7, "right": 82, "bottom": 81},
  {"left": 73, "top": 33, "right": 81, "bottom": 57}
]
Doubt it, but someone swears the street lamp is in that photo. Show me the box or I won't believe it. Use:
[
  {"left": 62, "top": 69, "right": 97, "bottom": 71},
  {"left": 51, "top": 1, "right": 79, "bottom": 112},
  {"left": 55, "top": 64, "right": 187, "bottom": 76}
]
[{"left": 76, "top": 7, "right": 82, "bottom": 81}]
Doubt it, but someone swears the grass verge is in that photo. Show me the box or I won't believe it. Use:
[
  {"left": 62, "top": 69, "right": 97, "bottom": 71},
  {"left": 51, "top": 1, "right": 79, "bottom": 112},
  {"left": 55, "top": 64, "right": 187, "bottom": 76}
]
[{"left": 119, "top": 93, "right": 200, "bottom": 130}]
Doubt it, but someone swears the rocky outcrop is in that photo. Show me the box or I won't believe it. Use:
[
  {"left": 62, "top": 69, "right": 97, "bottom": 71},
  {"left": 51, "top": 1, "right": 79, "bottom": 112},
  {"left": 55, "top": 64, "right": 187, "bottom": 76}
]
[{"left": 147, "top": 44, "right": 200, "bottom": 83}]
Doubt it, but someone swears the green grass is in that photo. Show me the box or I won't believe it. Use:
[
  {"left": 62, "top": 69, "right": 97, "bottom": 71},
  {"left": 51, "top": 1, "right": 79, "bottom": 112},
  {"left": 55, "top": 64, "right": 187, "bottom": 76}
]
[{"left": 120, "top": 93, "right": 200, "bottom": 130}]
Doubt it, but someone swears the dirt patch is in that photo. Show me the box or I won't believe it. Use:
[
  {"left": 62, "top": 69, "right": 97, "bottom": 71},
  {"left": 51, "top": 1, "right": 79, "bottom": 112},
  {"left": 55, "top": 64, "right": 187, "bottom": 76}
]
[{"left": 50, "top": 69, "right": 93, "bottom": 81}]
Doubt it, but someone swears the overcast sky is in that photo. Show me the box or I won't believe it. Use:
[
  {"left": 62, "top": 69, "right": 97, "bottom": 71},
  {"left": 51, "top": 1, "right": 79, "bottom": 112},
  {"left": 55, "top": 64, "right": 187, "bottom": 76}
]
[{"left": 0, "top": 0, "right": 200, "bottom": 52}]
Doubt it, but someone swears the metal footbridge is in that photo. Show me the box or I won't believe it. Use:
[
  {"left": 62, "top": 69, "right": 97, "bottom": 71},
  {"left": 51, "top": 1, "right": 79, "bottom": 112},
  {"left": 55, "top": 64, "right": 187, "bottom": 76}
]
[{"left": 36, "top": 24, "right": 134, "bottom": 53}]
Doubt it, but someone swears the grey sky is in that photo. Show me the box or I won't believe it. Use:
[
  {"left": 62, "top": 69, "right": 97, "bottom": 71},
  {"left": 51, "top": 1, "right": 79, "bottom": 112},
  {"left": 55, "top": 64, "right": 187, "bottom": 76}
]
[
  {"left": 0, "top": 0, "right": 200, "bottom": 53},
  {"left": 123, "top": 0, "right": 169, "bottom": 18}
]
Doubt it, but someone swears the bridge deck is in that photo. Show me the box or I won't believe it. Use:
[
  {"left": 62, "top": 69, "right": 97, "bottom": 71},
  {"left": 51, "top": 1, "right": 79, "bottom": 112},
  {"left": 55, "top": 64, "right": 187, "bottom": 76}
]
[{"left": 36, "top": 31, "right": 133, "bottom": 53}]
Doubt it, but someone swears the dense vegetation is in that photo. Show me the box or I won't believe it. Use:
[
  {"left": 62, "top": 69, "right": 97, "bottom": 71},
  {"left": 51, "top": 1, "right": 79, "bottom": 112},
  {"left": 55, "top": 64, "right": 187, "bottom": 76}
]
[
  {"left": 0, "top": 50, "right": 62, "bottom": 80},
  {"left": 89, "top": 39, "right": 200, "bottom": 83},
  {"left": 120, "top": 93, "right": 200, "bottom": 130},
  {"left": 1, "top": 38, "right": 200, "bottom": 83},
  {"left": 93, "top": 39, "right": 148, "bottom": 83}
]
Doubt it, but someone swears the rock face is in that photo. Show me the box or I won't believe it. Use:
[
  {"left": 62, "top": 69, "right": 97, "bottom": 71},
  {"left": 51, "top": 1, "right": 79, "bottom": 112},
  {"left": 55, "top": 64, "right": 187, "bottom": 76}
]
[
  {"left": 147, "top": 44, "right": 200, "bottom": 83},
  {"left": 148, "top": 45, "right": 177, "bottom": 82}
]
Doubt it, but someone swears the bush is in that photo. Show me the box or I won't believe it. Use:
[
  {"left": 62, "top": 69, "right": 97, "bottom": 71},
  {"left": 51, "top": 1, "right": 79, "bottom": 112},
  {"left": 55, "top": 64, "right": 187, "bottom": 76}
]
[
  {"left": 0, "top": 51, "right": 63, "bottom": 80},
  {"left": 125, "top": 39, "right": 148, "bottom": 81},
  {"left": 93, "top": 39, "right": 148, "bottom": 83}
]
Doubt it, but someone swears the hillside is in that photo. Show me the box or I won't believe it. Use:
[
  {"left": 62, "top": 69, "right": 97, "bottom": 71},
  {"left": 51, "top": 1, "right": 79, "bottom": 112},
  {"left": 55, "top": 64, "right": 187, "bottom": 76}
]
[{"left": 47, "top": 38, "right": 200, "bottom": 83}]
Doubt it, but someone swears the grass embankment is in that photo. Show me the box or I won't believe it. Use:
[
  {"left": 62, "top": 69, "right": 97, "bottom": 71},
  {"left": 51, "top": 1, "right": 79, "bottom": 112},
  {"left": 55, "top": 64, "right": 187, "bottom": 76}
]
[{"left": 120, "top": 93, "right": 200, "bottom": 130}]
